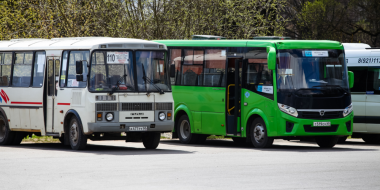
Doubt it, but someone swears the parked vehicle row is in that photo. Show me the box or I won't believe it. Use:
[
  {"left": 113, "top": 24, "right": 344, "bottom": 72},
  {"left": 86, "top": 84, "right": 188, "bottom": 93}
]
[{"left": 0, "top": 36, "right": 377, "bottom": 151}]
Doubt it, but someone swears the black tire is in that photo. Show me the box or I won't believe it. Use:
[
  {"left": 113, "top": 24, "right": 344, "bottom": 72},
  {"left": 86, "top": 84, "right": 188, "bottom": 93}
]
[
  {"left": 250, "top": 118, "right": 274, "bottom": 148},
  {"left": 232, "top": 137, "right": 247, "bottom": 145},
  {"left": 11, "top": 132, "right": 27, "bottom": 145},
  {"left": 142, "top": 132, "right": 161, "bottom": 149},
  {"left": 315, "top": 136, "right": 339, "bottom": 148},
  {"left": 0, "top": 115, "right": 15, "bottom": 145},
  {"left": 362, "top": 134, "right": 380, "bottom": 144},
  {"left": 337, "top": 136, "right": 348, "bottom": 144},
  {"left": 68, "top": 116, "right": 87, "bottom": 150},
  {"left": 177, "top": 114, "right": 199, "bottom": 144}
]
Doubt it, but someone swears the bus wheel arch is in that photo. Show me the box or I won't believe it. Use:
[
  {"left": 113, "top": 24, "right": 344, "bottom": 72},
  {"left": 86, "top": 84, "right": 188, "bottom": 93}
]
[
  {"left": 64, "top": 110, "right": 87, "bottom": 149},
  {"left": 246, "top": 112, "right": 273, "bottom": 148}
]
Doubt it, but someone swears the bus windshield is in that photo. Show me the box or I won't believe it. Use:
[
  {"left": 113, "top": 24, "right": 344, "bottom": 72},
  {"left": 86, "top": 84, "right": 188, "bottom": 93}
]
[
  {"left": 277, "top": 49, "right": 349, "bottom": 97},
  {"left": 89, "top": 50, "right": 170, "bottom": 92}
]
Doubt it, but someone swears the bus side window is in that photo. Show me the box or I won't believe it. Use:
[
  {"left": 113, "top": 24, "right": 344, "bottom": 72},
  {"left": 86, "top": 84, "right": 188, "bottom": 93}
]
[
  {"left": 182, "top": 49, "right": 203, "bottom": 86},
  {"left": 12, "top": 52, "right": 33, "bottom": 87},
  {"left": 60, "top": 51, "right": 68, "bottom": 87},
  {"left": 32, "top": 51, "right": 46, "bottom": 87},
  {"left": 204, "top": 49, "right": 226, "bottom": 87},
  {"left": 67, "top": 51, "right": 89, "bottom": 88},
  {"left": 367, "top": 67, "right": 380, "bottom": 94},
  {"left": 0, "top": 52, "right": 12, "bottom": 86},
  {"left": 169, "top": 49, "right": 181, "bottom": 85}
]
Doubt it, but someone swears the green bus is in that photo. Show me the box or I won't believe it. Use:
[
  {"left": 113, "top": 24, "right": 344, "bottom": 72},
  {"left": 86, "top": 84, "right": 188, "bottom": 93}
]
[{"left": 155, "top": 39, "right": 354, "bottom": 148}]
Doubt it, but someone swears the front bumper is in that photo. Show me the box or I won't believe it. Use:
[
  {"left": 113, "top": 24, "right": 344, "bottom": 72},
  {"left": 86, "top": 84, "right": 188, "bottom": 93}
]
[{"left": 86, "top": 121, "right": 174, "bottom": 135}]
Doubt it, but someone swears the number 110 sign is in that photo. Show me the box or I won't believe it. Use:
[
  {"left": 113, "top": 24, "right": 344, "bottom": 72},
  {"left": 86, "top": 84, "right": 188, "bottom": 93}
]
[{"left": 107, "top": 52, "right": 129, "bottom": 64}]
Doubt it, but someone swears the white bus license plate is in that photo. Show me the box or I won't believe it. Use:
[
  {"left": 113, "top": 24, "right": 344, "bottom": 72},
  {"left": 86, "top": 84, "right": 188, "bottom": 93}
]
[
  {"left": 129, "top": 126, "right": 148, "bottom": 131},
  {"left": 313, "top": 122, "right": 331, "bottom": 127}
]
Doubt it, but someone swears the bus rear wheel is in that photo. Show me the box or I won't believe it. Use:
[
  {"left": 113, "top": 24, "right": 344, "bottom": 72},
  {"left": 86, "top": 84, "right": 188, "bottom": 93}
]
[
  {"left": 316, "top": 136, "right": 339, "bottom": 148},
  {"left": 177, "top": 115, "right": 199, "bottom": 144},
  {"left": 142, "top": 132, "right": 160, "bottom": 149},
  {"left": 250, "top": 118, "right": 273, "bottom": 148},
  {"left": 68, "top": 116, "right": 87, "bottom": 150},
  {"left": 0, "top": 115, "right": 14, "bottom": 145}
]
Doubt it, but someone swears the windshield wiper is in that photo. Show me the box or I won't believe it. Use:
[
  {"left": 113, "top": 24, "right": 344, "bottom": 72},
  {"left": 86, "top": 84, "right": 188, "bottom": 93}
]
[
  {"left": 109, "top": 80, "right": 121, "bottom": 95},
  {"left": 142, "top": 64, "right": 164, "bottom": 94}
]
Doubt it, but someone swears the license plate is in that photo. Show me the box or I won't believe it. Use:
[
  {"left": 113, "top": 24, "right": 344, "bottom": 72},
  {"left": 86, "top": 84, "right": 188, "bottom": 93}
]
[
  {"left": 129, "top": 126, "right": 148, "bottom": 131},
  {"left": 313, "top": 122, "right": 331, "bottom": 127}
]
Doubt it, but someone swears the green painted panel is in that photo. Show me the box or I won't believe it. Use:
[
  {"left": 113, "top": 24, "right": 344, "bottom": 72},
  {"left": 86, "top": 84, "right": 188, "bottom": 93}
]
[
  {"left": 192, "top": 111, "right": 202, "bottom": 133},
  {"left": 201, "top": 112, "right": 226, "bottom": 135}
]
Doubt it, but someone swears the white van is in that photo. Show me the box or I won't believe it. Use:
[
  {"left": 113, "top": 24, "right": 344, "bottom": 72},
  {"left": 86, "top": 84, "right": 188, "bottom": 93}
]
[{"left": 343, "top": 43, "right": 380, "bottom": 143}]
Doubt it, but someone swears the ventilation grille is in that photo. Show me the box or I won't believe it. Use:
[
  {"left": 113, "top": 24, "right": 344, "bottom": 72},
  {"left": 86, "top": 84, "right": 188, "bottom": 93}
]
[
  {"left": 97, "top": 103, "right": 118, "bottom": 111},
  {"left": 121, "top": 103, "right": 153, "bottom": 111},
  {"left": 156, "top": 103, "right": 172, "bottom": 110},
  {"left": 144, "top": 44, "right": 158, "bottom": 48},
  {"left": 72, "top": 92, "right": 82, "bottom": 105},
  {"left": 298, "top": 111, "right": 342, "bottom": 119},
  {"left": 303, "top": 125, "right": 339, "bottom": 132},
  {"left": 108, "top": 44, "right": 123, "bottom": 48}
]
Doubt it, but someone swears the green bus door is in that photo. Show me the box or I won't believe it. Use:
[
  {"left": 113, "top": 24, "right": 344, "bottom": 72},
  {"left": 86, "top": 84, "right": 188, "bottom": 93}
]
[{"left": 226, "top": 58, "right": 243, "bottom": 135}]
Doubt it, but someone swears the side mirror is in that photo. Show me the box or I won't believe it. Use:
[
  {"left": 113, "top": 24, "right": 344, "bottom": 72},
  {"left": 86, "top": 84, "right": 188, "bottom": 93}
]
[
  {"left": 267, "top": 46, "right": 276, "bottom": 70},
  {"left": 76, "top": 61, "right": 83, "bottom": 74},
  {"left": 170, "top": 64, "right": 175, "bottom": 78},
  {"left": 348, "top": 71, "right": 354, "bottom": 88}
]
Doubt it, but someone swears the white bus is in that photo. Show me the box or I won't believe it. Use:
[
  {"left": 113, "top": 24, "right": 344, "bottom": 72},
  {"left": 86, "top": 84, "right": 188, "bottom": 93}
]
[
  {"left": 344, "top": 43, "right": 380, "bottom": 143},
  {"left": 0, "top": 37, "right": 174, "bottom": 150}
]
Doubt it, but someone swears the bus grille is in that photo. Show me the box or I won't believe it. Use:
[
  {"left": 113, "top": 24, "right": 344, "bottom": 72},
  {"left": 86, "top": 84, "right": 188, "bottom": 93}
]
[
  {"left": 304, "top": 125, "right": 339, "bottom": 132},
  {"left": 298, "top": 111, "right": 342, "bottom": 119},
  {"left": 121, "top": 103, "right": 153, "bottom": 111},
  {"left": 96, "top": 103, "right": 118, "bottom": 111},
  {"left": 156, "top": 103, "right": 172, "bottom": 110}
]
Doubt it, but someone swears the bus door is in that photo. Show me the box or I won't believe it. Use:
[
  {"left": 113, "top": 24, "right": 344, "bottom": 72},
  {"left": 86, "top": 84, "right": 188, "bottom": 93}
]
[
  {"left": 46, "top": 56, "right": 60, "bottom": 133},
  {"left": 226, "top": 58, "right": 243, "bottom": 135}
]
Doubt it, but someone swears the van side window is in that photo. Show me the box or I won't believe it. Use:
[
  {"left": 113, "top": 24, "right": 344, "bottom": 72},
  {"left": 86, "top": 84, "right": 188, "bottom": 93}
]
[
  {"left": 348, "top": 67, "right": 367, "bottom": 93},
  {"left": 367, "top": 67, "right": 380, "bottom": 94},
  {"left": 32, "top": 52, "right": 46, "bottom": 87},
  {"left": 0, "top": 53, "right": 12, "bottom": 86},
  {"left": 67, "top": 51, "right": 89, "bottom": 88},
  {"left": 12, "top": 52, "right": 33, "bottom": 87}
]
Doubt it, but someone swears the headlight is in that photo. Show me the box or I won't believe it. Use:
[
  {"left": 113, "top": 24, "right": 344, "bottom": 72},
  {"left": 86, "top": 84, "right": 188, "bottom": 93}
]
[
  {"left": 278, "top": 103, "right": 298, "bottom": 117},
  {"left": 343, "top": 103, "right": 353, "bottom": 117},
  {"left": 159, "top": 112, "right": 166, "bottom": 121},
  {"left": 106, "top": 112, "right": 114, "bottom": 121}
]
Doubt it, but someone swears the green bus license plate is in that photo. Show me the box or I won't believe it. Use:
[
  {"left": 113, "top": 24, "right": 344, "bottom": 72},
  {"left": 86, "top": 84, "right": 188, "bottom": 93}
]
[
  {"left": 129, "top": 126, "right": 148, "bottom": 131},
  {"left": 313, "top": 122, "right": 331, "bottom": 127}
]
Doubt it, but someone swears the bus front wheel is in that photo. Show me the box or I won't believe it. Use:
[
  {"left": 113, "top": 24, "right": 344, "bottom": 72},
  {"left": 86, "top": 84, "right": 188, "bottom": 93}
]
[
  {"left": 177, "top": 115, "right": 199, "bottom": 144},
  {"left": 142, "top": 132, "right": 160, "bottom": 149},
  {"left": 315, "top": 136, "right": 339, "bottom": 148},
  {"left": 250, "top": 118, "right": 273, "bottom": 148},
  {"left": 0, "top": 115, "right": 15, "bottom": 145},
  {"left": 68, "top": 116, "right": 87, "bottom": 150}
]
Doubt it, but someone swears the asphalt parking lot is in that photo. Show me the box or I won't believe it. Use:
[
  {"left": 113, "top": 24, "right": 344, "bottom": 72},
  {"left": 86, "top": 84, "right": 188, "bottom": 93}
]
[{"left": 0, "top": 138, "right": 379, "bottom": 190}]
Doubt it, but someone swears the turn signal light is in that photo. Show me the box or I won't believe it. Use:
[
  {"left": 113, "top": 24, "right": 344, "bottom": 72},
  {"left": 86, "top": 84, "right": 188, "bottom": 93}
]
[{"left": 97, "top": 113, "right": 102, "bottom": 121}]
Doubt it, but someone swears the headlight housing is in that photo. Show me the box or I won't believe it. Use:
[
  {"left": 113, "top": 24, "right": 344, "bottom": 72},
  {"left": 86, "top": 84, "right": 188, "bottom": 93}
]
[
  {"left": 158, "top": 112, "right": 166, "bottom": 121},
  {"left": 278, "top": 103, "right": 298, "bottom": 117},
  {"left": 106, "top": 112, "right": 114, "bottom": 121},
  {"left": 343, "top": 103, "right": 353, "bottom": 117}
]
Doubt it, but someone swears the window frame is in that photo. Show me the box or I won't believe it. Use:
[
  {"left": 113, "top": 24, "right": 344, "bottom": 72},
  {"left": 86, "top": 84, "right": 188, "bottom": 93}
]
[{"left": 60, "top": 50, "right": 90, "bottom": 89}]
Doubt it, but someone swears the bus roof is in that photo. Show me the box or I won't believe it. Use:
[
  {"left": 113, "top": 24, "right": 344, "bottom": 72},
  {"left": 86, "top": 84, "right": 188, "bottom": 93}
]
[
  {"left": 0, "top": 37, "right": 166, "bottom": 51},
  {"left": 154, "top": 40, "right": 344, "bottom": 50}
]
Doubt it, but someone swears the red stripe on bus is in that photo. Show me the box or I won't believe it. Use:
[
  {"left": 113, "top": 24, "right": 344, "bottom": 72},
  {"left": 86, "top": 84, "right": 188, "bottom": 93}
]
[
  {"left": 57, "top": 103, "right": 70, "bottom": 105},
  {"left": 11, "top": 102, "right": 43, "bottom": 105}
]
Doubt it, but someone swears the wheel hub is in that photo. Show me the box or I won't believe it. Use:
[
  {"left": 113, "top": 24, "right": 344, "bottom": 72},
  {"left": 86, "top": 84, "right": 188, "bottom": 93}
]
[
  {"left": 179, "top": 120, "right": 190, "bottom": 140},
  {"left": 253, "top": 124, "right": 265, "bottom": 143},
  {"left": 70, "top": 122, "right": 79, "bottom": 146}
]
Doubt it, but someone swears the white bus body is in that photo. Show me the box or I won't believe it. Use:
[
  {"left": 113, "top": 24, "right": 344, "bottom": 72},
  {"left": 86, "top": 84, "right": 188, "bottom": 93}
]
[
  {"left": 0, "top": 37, "right": 174, "bottom": 150},
  {"left": 344, "top": 43, "right": 380, "bottom": 143}
]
